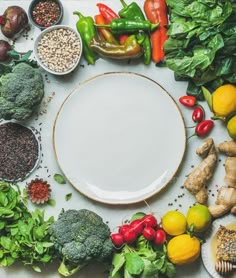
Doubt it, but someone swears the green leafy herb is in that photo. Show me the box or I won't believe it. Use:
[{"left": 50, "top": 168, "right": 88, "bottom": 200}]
[
  {"left": 201, "top": 86, "right": 213, "bottom": 111},
  {"left": 164, "top": 0, "right": 236, "bottom": 99},
  {"left": 0, "top": 181, "right": 56, "bottom": 270},
  {"left": 48, "top": 199, "right": 56, "bottom": 207},
  {"left": 109, "top": 235, "right": 175, "bottom": 278},
  {"left": 53, "top": 173, "right": 66, "bottom": 184},
  {"left": 65, "top": 193, "right": 72, "bottom": 201}
]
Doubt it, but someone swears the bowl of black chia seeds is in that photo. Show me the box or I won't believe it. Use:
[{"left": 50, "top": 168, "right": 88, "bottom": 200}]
[
  {"left": 0, "top": 122, "right": 40, "bottom": 182},
  {"left": 34, "top": 25, "right": 83, "bottom": 75}
]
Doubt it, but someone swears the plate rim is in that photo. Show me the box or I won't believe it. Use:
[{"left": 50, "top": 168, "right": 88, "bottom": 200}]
[
  {"left": 53, "top": 71, "right": 187, "bottom": 205},
  {"left": 201, "top": 214, "right": 236, "bottom": 278}
]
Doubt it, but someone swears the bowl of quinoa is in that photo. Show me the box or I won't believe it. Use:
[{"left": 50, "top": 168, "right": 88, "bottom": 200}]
[{"left": 34, "top": 25, "right": 82, "bottom": 75}]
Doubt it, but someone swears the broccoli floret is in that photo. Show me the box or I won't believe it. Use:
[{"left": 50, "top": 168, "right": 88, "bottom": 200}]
[
  {"left": 0, "top": 63, "right": 44, "bottom": 120},
  {"left": 49, "top": 209, "right": 113, "bottom": 277}
]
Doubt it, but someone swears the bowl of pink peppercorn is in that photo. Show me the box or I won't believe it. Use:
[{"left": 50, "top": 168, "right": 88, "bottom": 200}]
[{"left": 28, "top": 0, "right": 63, "bottom": 30}]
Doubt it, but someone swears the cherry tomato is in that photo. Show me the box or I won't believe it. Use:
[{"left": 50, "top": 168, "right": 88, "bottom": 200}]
[
  {"left": 142, "top": 226, "right": 156, "bottom": 241},
  {"left": 154, "top": 229, "right": 166, "bottom": 245},
  {"left": 130, "top": 219, "right": 144, "bottom": 235},
  {"left": 110, "top": 233, "right": 124, "bottom": 247},
  {"left": 123, "top": 230, "right": 137, "bottom": 244},
  {"left": 195, "top": 119, "right": 214, "bottom": 137},
  {"left": 142, "top": 214, "right": 158, "bottom": 228}
]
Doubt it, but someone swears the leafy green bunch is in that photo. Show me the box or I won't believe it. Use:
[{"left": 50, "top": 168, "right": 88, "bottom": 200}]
[
  {"left": 164, "top": 0, "right": 236, "bottom": 99},
  {"left": 109, "top": 235, "right": 175, "bottom": 278},
  {"left": 0, "top": 181, "right": 55, "bottom": 272}
]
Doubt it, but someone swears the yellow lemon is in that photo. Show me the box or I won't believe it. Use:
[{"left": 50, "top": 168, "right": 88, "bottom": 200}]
[
  {"left": 227, "top": 114, "right": 236, "bottom": 140},
  {"left": 162, "top": 210, "right": 187, "bottom": 236},
  {"left": 186, "top": 204, "right": 212, "bottom": 233},
  {"left": 212, "top": 84, "right": 236, "bottom": 117},
  {"left": 167, "top": 234, "right": 201, "bottom": 265}
]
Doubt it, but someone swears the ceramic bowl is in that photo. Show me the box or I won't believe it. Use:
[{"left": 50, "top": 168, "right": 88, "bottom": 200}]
[
  {"left": 28, "top": 0, "right": 64, "bottom": 30},
  {"left": 34, "top": 25, "right": 83, "bottom": 75}
]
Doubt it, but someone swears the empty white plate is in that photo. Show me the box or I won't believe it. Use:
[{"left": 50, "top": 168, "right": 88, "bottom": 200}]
[{"left": 53, "top": 72, "right": 186, "bottom": 204}]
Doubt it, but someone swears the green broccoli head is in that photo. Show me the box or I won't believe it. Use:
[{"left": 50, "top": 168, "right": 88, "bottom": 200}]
[
  {"left": 49, "top": 209, "right": 113, "bottom": 277},
  {"left": 0, "top": 63, "right": 44, "bottom": 120}
]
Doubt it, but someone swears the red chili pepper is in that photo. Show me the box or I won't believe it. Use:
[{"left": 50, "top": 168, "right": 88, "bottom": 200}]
[
  {"left": 96, "top": 3, "right": 128, "bottom": 44},
  {"left": 94, "top": 14, "right": 119, "bottom": 44},
  {"left": 96, "top": 3, "right": 119, "bottom": 23},
  {"left": 179, "top": 95, "right": 196, "bottom": 107},
  {"left": 195, "top": 120, "right": 214, "bottom": 137},
  {"left": 143, "top": 0, "right": 168, "bottom": 63},
  {"left": 192, "top": 106, "right": 205, "bottom": 123}
]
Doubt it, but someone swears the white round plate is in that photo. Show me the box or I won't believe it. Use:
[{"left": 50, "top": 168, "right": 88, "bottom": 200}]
[
  {"left": 53, "top": 72, "right": 186, "bottom": 204},
  {"left": 201, "top": 214, "right": 236, "bottom": 278}
]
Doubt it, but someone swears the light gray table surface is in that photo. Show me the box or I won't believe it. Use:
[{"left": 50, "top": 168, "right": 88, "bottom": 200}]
[{"left": 0, "top": 1, "right": 234, "bottom": 277}]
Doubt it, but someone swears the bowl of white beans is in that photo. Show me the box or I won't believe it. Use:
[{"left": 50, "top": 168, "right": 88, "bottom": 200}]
[{"left": 34, "top": 25, "right": 82, "bottom": 75}]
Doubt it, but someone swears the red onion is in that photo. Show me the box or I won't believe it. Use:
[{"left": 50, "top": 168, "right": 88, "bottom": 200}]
[
  {"left": 0, "top": 6, "right": 28, "bottom": 38},
  {"left": 0, "top": 40, "right": 12, "bottom": 62}
]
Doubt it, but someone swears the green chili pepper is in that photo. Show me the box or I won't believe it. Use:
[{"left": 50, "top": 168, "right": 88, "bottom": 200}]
[
  {"left": 73, "top": 11, "right": 97, "bottom": 65},
  {"left": 96, "top": 18, "right": 158, "bottom": 34},
  {"left": 90, "top": 35, "right": 143, "bottom": 59},
  {"left": 118, "top": 0, "right": 152, "bottom": 65}
]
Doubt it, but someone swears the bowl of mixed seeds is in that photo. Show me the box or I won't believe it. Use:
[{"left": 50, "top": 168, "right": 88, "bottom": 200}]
[
  {"left": 34, "top": 25, "right": 83, "bottom": 75},
  {"left": 28, "top": 0, "right": 64, "bottom": 30}
]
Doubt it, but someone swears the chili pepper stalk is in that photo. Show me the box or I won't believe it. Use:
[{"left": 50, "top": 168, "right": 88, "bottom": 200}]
[{"left": 95, "top": 18, "right": 158, "bottom": 34}]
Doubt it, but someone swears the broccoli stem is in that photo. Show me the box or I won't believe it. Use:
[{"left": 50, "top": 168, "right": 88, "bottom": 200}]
[{"left": 58, "top": 259, "right": 82, "bottom": 277}]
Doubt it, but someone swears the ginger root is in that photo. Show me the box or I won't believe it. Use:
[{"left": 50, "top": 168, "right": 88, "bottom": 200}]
[
  {"left": 208, "top": 186, "right": 236, "bottom": 218},
  {"left": 218, "top": 140, "right": 236, "bottom": 157},
  {"left": 184, "top": 138, "right": 217, "bottom": 204},
  {"left": 224, "top": 157, "right": 236, "bottom": 188}
]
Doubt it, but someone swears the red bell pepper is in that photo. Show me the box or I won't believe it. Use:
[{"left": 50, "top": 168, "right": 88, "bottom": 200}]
[{"left": 144, "top": 0, "right": 168, "bottom": 63}]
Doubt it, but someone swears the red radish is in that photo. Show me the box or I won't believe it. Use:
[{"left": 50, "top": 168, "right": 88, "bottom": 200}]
[
  {"left": 118, "top": 224, "right": 130, "bottom": 235},
  {"left": 142, "top": 226, "right": 156, "bottom": 241},
  {"left": 123, "top": 229, "right": 137, "bottom": 244},
  {"left": 110, "top": 233, "right": 124, "bottom": 247},
  {"left": 142, "top": 214, "right": 158, "bottom": 228},
  {"left": 130, "top": 219, "right": 144, "bottom": 235},
  {"left": 154, "top": 229, "right": 166, "bottom": 245}
]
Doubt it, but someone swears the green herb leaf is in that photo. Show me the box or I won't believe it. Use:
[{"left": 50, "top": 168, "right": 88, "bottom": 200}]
[
  {"left": 110, "top": 253, "right": 126, "bottom": 278},
  {"left": 32, "top": 265, "right": 42, "bottom": 272},
  {"left": 201, "top": 86, "right": 213, "bottom": 111},
  {"left": 53, "top": 173, "right": 66, "bottom": 184},
  {"left": 65, "top": 193, "right": 72, "bottom": 201},
  {"left": 125, "top": 253, "right": 145, "bottom": 275},
  {"left": 48, "top": 199, "right": 56, "bottom": 207}
]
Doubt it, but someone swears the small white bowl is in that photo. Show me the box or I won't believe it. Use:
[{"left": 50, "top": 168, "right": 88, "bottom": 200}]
[{"left": 34, "top": 25, "right": 83, "bottom": 75}]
